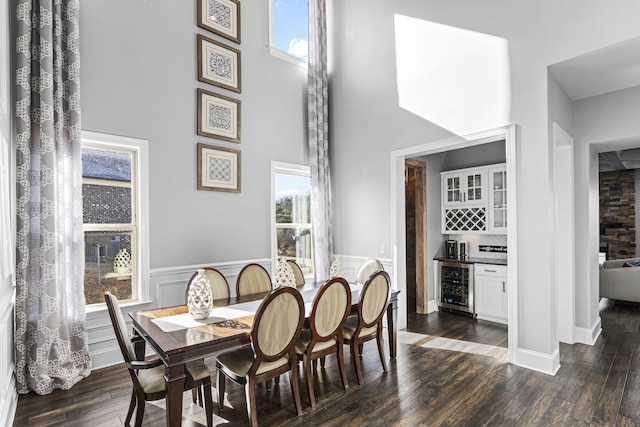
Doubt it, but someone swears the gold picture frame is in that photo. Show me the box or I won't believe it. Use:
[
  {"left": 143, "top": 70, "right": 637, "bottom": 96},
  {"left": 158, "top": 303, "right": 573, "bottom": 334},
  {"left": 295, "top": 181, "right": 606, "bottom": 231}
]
[{"left": 197, "top": 143, "right": 241, "bottom": 192}]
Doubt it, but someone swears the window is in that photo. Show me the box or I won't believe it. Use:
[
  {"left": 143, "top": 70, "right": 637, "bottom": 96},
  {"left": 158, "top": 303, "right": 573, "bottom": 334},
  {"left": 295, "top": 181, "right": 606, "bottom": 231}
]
[
  {"left": 269, "top": 0, "right": 308, "bottom": 64},
  {"left": 272, "top": 162, "right": 314, "bottom": 279},
  {"left": 82, "top": 132, "right": 148, "bottom": 307}
]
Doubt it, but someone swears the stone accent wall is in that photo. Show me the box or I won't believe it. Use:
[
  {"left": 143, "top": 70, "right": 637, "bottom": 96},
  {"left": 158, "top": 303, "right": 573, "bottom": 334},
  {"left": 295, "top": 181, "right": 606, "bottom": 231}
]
[{"left": 600, "top": 170, "right": 636, "bottom": 260}]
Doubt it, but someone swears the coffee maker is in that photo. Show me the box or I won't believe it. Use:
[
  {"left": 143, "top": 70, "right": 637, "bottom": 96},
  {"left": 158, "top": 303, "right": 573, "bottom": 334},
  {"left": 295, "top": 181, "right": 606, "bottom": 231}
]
[{"left": 445, "top": 240, "right": 457, "bottom": 259}]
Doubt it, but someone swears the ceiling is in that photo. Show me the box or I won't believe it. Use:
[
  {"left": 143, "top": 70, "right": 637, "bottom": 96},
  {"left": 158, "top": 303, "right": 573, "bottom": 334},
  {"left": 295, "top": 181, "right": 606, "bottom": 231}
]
[
  {"left": 549, "top": 36, "right": 640, "bottom": 172},
  {"left": 550, "top": 36, "right": 640, "bottom": 101}
]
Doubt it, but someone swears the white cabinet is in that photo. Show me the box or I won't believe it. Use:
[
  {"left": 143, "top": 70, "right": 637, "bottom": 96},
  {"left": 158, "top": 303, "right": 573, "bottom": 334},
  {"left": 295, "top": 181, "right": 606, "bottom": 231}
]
[
  {"left": 488, "top": 164, "right": 507, "bottom": 234},
  {"left": 474, "top": 264, "right": 507, "bottom": 324},
  {"left": 442, "top": 168, "right": 486, "bottom": 207},
  {"left": 441, "top": 164, "right": 507, "bottom": 234}
]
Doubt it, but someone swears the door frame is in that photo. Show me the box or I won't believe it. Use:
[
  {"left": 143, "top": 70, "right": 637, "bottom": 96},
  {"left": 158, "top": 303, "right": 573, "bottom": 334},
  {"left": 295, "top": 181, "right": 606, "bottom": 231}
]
[
  {"left": 405, "top": 159, "right": 428, "bottom": 314},
  {"left": 390, "top": 124, "right": 518, "bottom": 364}
]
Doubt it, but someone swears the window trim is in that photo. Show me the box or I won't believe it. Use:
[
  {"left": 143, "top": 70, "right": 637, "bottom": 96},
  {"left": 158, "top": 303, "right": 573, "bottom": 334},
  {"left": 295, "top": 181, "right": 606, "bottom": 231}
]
[
  {"left": 270, "top": 161, "right": 311, "bottom": 277},
  {"left": 82, "top": 131, "right": 150, "bottom": 311},
  {"left": 267, "top": 0, "right": 308, "bottom": 68}
]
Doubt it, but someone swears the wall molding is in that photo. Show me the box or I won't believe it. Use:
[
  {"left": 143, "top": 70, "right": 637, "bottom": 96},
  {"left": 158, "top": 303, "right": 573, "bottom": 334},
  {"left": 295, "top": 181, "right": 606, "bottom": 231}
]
[
  {"left": 334, "top": 254, "right": 393, "bottom": 284},
  {"left": 574, "top": 316, "right": 602, "bottom": 346},
  {"left": 427, "top": 299, "right": 438, "bottom": 313},
  {"left": 516, "top": 346, "right": 560, "bottom": 375}
]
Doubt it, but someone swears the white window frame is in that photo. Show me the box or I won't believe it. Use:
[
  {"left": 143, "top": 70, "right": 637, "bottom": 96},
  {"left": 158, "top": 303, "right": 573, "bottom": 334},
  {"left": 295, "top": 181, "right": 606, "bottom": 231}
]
[
  {"left": 271, "top": 161, "right": 313, "bottom": 277},
  {"left": 267, "top": 0, "right": 308, "bottom": 68},
  {"left": 82, "top": 131, "right": 150, "bottom": 310}
]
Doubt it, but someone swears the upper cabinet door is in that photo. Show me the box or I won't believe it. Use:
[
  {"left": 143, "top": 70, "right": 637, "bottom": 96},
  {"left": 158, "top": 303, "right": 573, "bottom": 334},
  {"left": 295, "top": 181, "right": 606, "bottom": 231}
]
[
  {"left": 443, "top": 173, "right": 462, "bottom": 206},
  {"left": 463, "top": 170, "right": 486, "bottom": 205}
]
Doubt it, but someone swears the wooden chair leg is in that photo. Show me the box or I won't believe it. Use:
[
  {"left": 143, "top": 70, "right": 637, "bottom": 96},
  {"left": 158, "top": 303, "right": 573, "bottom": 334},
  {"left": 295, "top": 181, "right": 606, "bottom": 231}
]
[
  {"left": 125, "top": 389, "right": 136, "bottom": 426},
  {"left": 303, "top": 354, "right": 316, "bottom": 408},
  {"left": 216, "top": 370, "right": 226, "bottom": 412},
  {"left": 289, "top": 364, "right": 303, "bottom": 416},
  {"left": 320, "top": 356, "right": 326, "bottom": 368},
  {"left": 275, "top": 376, "right": 280, "bottom": 387},
  {"left": 351, "top": 340, "right": 364, "bottom": 385},
  {"left": 337, "top": 344, "right": 349, "bottom": 390},
  {"left": 376, "top": 328, "right": 388, "bottom": 372},
  {"left": 203, "top": 380, "right": 214, "bottom": 427},
  {"left": 266, "top": 378, "right": 272, "bottom": 391},
  {"left": 191, "top": 387, "right": 198, "bottom": 404},
  {"left": 245, "top": 378, "right": 259, "bottom": 427},
  {"left": 134, "top": 390, "right": 146, "bottom": 427},
  {"left": 358, "top": 343, "right": 364, "bottom": 357}
]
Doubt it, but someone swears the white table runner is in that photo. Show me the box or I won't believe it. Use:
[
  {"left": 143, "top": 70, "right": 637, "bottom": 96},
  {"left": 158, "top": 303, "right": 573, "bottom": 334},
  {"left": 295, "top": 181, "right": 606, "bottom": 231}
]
[{"left": 151, "top": 283, "right": 362, "bottom": 333}]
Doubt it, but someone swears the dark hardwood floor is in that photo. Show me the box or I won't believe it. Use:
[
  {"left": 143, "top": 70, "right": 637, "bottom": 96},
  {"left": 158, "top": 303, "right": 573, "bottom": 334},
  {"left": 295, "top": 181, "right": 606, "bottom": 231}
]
[{"left": 14, "top": 299, "right": 640, "bottom": 426}]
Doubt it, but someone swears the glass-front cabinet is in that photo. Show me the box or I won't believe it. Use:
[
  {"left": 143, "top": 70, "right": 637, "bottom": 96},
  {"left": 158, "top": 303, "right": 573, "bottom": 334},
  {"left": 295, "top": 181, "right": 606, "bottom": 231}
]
[
  {"left": 489, "top": 165, "right": 507, "bottom": 233},
  {"left": 442, "top": 168, "right": 486, "bottom": 207}
]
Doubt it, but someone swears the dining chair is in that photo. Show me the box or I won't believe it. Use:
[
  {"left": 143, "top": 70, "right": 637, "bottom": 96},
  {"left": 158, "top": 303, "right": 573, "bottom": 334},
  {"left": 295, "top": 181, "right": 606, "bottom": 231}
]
[
  {"left": 236, "top": 263, "right": 272, "bottom": 297},
  {"left": 104, "top": 292, "right": 213, "bottom": 427},
  {"left": 356, "top": 257, "right": 384, "bottom": 285},
  {"left": 342, "top": 270, "right": 391, "bottom": 385},
  {"left": 295, "top": 277, "right": 351, "bottom": 407},
  {"left": 185, "top": 267, "right": 230, "bottom": 301},
  {"left": 216, "top": 286, "right": 305, "bottom": 427},
  {"left": 286, "top": 259, "right": 305, "bottom": 286}
]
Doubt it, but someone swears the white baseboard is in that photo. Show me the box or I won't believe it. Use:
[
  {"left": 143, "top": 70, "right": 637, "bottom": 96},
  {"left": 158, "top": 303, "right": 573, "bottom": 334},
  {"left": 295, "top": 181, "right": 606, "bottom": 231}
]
[
  {"left": 516, "top": 346, "right": 560, "bottom": 375},
  {"left": 0, "top": 376, "right": 17, "bottom": 427},
  {"left": 428, "top": 299, "right": 438, "bottom": 313},
  {"left": 574, "top": 316, "right": 602, "bottom": 345}
]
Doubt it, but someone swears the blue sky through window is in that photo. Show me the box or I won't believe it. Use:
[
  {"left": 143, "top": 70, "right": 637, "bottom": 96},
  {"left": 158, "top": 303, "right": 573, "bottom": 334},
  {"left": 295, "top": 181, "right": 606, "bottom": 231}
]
[
  {"left": 272, "top": 0, "right": 308, "bottom": 61},
  {"left": 275, "top": 173, "right": 311, "bottom": 200}
]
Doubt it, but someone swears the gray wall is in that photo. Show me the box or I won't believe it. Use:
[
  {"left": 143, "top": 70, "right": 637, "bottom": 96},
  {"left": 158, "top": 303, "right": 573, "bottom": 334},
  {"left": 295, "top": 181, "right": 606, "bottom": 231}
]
[
  {"left": 80, "top": 0, "right": 308, "bottom": 268},
  {"left": 329, "top": 0, "right": 640, "bottom": 361}
]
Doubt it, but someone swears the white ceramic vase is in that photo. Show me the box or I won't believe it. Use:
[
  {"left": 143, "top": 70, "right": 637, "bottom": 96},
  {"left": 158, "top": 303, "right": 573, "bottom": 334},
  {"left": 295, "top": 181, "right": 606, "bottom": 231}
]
[
  {"left": 274, "top": 258, "right": 296, "bottom": 288},
  {"left": 330, "top": 258, "right": 346, "bottom": 278},
  {"left": 187, "top": 269, "right": 213, "bottom": 319}
]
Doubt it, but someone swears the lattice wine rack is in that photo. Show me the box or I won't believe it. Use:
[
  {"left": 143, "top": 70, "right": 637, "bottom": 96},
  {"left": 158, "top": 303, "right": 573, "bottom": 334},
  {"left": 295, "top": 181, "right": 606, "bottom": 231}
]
[{"left": 444, "top": 207, "right": 487, "bottom": 232}]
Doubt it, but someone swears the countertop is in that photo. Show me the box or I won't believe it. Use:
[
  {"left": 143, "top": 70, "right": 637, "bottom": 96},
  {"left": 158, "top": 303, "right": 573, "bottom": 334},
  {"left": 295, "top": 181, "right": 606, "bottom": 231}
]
[{"left": 433, "top": 256, "right": 507, "bottom": 266}]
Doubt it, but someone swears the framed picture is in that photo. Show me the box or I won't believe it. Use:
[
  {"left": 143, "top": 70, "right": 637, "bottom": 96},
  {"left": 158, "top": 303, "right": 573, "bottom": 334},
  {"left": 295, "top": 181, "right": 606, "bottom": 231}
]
[
  {"left": 198, "top": 34, "right": 241, "bottom": 93},
  {"left": 197, "top": 143, "right": 241, "bottom": 192},
  {"left": 197, "top": 88, "right": 241, "bottom": 143},
  {"left": 197, "top": 0, "right": 241, "bottom": 44}
]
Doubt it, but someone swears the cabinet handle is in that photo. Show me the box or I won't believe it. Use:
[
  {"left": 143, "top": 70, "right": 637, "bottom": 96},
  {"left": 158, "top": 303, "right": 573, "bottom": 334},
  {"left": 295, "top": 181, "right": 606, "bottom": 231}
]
[
  {"left": 502, "top": 281, "right": 505, "bottom": 292},
  {"left": 484, "top": 269, "right": 496, "bottom": 273}
]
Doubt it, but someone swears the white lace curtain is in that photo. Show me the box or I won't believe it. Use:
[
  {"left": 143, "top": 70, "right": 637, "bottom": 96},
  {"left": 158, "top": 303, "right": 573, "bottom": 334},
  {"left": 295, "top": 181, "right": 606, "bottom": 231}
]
[
  {"left": 308, "top": 0, "right": 333, "bottom": 281},
  {"left": 15, "top": 0, "right": 91, "bottom": 394}
]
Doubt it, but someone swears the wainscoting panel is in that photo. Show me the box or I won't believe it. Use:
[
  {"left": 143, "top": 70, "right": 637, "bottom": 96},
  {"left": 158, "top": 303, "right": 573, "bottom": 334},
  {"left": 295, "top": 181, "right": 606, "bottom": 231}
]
[
  {"left": 334, "top": 255, "right": 393, "bottom": 284},
  {"left": 0, "top": 288, "right": 16, "bottom": 427}
]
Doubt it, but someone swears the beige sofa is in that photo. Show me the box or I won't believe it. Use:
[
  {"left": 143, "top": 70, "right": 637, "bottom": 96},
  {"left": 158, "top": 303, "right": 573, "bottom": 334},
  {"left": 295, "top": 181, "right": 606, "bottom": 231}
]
[{"left": 600, "top": 258, "right": 640, "bottom": 302}]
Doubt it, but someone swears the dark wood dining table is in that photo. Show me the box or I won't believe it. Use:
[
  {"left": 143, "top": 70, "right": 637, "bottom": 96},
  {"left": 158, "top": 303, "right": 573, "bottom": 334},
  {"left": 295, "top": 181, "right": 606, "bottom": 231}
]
[{"left": 129, "top": 280, "right": 400, "bottom": 427}]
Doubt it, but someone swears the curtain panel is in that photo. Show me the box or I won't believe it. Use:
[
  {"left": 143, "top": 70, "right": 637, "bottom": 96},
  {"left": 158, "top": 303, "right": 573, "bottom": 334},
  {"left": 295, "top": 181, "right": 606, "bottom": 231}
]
[
  {"left": 308, "top": 0, "right": 333, "bottom": 281},
  {"left": 15, "top": 0, "right": 91, "bottom": 394}
]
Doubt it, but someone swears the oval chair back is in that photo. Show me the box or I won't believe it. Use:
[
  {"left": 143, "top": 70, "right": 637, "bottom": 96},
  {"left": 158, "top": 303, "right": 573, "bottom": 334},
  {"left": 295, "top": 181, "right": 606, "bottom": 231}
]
[
  {"left": 185, "top": 267, "right": 230, "bottom": 302},
  {"left": 356, "top": 258, "right": 384, "bottom": 285},
  {"left": 286, "top": 260, "right": 305, "bottom": 286},
  {"left": 236, "top": 263, "right": 272, "bottom": 297},
  {"left": 251, "top": 286, "right": 305, "bottom": 366},
  {"left": 359, "top": 270, "right": 391, "bottom": 329}
]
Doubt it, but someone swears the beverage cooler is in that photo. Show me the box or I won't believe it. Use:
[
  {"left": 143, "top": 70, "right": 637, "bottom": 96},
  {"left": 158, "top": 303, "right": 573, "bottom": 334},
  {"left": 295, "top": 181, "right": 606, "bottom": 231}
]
[{"left": 436, "top": 261, "right": 474, "bottom": 314}]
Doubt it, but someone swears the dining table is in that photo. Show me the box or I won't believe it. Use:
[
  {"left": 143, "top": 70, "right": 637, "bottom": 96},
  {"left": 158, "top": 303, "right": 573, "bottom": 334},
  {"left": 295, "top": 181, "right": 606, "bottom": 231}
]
[{"left": 129, "top": 280, "right": 400, "bottom": 427}]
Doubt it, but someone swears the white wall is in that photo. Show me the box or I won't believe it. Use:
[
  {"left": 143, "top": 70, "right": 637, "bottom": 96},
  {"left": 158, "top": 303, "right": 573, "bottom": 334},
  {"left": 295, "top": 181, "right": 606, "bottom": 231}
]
[
  {"left": 0, "top": 0, "right": 16, "bottom": 424},
  {"left": 329, "top": 0, "right": 640, "bottom": 369},
  {"left": 573, "top": 85, "right": 640, "bottom": 337},
  {"left": 80, "top": 0, "right": 308, "bottom": 268}
]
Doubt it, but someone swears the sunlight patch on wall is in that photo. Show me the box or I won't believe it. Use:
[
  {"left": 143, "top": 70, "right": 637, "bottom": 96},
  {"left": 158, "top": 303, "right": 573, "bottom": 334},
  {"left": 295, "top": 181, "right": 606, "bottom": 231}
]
[{"left": 395, "top": 15, "right": 511, "bottom": 136}]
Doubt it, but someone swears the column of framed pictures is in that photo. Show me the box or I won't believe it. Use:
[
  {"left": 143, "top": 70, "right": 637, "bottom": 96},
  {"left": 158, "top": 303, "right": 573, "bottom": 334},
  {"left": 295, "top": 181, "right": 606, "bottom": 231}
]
[{"left": 196, "top": 0, "right": 242, "bottom": 193}]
